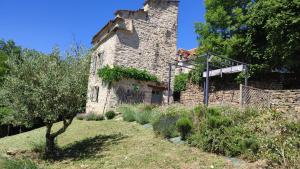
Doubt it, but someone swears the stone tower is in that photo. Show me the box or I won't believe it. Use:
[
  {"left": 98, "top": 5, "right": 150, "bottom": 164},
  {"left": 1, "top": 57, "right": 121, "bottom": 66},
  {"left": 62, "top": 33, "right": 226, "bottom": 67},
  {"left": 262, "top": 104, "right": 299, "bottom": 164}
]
[{"left": 86, "top": 0, "right": 179, "bottom": 114}]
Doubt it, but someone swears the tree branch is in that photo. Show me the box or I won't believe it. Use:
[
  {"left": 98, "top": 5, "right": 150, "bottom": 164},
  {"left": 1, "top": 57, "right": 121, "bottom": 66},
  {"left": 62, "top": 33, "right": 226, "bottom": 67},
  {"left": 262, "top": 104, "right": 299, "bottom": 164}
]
[
  {"left": 46, "top": 123, "right": 53, "bottom": 138},
  {"left": 50, "top": 116, "right": 75, "bottom": 138}
]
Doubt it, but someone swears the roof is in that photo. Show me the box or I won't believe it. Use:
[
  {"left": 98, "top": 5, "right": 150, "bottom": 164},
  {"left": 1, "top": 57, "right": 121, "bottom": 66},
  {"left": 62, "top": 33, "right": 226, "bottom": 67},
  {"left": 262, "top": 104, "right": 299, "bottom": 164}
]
[
  {"left": 91, "top": 17, "right": 124, "bottom": 45},
  {"left": 176, "top": 48, "right": 198, "bottom": 61},
  {"left": 177, "top": 48, "right": 197, "bottom": 57},
  {"left": 114, "top": 9, "right": 146, "bottom": 16},
  {"left": 92, "top": 9, "right": 147, "bottom": 45},
  {"left": 144, "top": 0, "right": 180, "bottom": 5}
]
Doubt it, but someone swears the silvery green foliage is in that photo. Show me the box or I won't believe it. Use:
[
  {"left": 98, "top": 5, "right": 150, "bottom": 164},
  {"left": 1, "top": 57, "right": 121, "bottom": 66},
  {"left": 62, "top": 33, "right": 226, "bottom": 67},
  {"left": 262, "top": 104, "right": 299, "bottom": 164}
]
[{"left": 0, "top": 44, "right": 90, "bottom": 127}]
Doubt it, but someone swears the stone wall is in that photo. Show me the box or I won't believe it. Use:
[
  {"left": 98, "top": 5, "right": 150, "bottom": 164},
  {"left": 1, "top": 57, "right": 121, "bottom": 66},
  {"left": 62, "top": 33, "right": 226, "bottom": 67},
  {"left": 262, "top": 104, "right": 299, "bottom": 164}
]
[
  {"left": 271, "top": 90, "right": 300, "bottom": 113},
  {"left": 86, "top": 0, "right": 178, "bottom": 114},
  {"left": 181, "top": 82, "right": 300, "bottom": 114},
  {"left": 115, "top": 1, "right": 178, "bottom": 100},
  {"left": 86, "top": 35, "right": 118, "bottom": 114},
  {"left": 180, "top": 83, "right": 240, "bottom": 107}
]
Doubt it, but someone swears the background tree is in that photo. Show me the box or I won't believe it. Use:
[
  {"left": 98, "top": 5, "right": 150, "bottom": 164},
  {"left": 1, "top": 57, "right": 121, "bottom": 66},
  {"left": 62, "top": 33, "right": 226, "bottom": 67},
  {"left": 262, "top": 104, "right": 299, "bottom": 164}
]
[
  {"left": 0, "top": 44, "right": 90, "bottom": 157},
  {"left": 0, "top": 40, "right": 22, "bottom": 84},
  {"left": 0, "top": 40, "right": 22, "bottom": 135},
  {"left": 195, "top": 0, "right": 300, "bottom": 78},
  {"left": 246, "top": 0, "right": 300, "bottom": 74}
]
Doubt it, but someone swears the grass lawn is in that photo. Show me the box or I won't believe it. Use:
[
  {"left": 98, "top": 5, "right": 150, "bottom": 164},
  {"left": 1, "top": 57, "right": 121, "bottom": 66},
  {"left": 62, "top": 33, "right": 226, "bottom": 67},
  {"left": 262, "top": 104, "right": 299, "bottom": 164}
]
[{"left": 0, "top": 120, "right": 245, "bottom": 169}]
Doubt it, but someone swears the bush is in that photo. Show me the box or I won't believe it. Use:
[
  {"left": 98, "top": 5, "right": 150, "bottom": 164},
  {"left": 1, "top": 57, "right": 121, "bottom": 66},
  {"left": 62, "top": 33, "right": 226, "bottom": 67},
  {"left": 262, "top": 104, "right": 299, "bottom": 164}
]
[
  {"left": 76, "top": 113, "right": 85, "bottom": 120},
  {"left": 135, "top": 110, "right": 152, "bottom": 125},
  {"left": 121, "top": 107, "right": 136, "bottom": 122},
  {"left": 105, "top": 111, "right": 116, "bottom": 120},
  {"left": 77, "top": 113, "right": 104, "bottom": 121},
  {"left": 85, "top": 113, "right": 104, "bottom": 121},
  {"left": 176, "top": 117, "right": 193, "bottom": 140},
  {"left": 188, "top": 109, "right": 260, "bottom": 160},
  {"left": 174, "top": 73, "right": 189, "bottom": 92},
  {"left": 152, "top": 113, "right": 179, "bottom": 138},
  {"left": 1, "top": 157, "right": 39, "bottom": 169}
]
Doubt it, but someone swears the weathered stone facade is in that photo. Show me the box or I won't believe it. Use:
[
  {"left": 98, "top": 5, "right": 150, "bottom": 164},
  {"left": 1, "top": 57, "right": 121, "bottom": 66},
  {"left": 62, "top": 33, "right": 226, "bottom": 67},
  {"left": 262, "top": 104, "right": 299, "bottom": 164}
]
[
  {"left": 86, "top": 0, "right": 179, "bottom": 114},
  {"left": 180, "top": 82, "right": 300, "bottom": 114},
  {"left": 271, "top": 90, "right": 300, "bottom": 113},
  {"left": 180, "top": 82, "right": 240, "bottom": 107}
]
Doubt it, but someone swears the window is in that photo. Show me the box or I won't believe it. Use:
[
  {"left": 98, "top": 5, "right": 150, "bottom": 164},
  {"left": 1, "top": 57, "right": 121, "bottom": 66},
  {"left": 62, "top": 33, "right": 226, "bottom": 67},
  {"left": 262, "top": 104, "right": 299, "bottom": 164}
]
[
  {"left": 98, "top": 51, "right": 104, "bottom": 69},
  {"left": 90, "top": 86, "right": 99, "bottom": 102},
  {"left": 151, "top": 89, "right": 163, "bottom": 105},
  {"left": 91, "top": 55, "right": 97, "bottom": 75}
]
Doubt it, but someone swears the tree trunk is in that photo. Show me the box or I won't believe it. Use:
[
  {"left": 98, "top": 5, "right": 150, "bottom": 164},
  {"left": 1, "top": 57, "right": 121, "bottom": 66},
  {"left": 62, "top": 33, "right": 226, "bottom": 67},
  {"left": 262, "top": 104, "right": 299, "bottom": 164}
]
[
  {"left": 45, "top": 135, "right": 56, "bottom": 157},
  {"left": 44, "top": 118, "right": 74, "bottom": 158},
  {"left": 7, "top": 125, "right": 10, "bottom": 136},
  {"left": 45, "top": 124, "right": 56, "bottom": 158}
]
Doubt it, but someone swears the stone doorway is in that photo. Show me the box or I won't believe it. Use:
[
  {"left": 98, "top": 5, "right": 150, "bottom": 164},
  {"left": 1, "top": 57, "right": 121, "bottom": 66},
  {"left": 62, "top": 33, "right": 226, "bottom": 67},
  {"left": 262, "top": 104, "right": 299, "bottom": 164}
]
[{"left": 151, "top": 89, "right": 163, "bottom": 105}]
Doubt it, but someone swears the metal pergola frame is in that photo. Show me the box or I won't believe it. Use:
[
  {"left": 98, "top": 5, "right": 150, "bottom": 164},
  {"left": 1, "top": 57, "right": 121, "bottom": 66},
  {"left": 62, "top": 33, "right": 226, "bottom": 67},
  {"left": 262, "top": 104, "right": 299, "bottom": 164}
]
[{"left": 167, "top": 52, "right": 249, "bottom": 106}]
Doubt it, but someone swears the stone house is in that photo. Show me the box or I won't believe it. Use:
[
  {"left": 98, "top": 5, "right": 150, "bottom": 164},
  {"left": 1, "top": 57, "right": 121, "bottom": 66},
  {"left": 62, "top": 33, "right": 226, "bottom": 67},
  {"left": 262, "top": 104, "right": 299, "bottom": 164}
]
[{"left": 86, "top": 0, "right": 179, "bottom": 114}]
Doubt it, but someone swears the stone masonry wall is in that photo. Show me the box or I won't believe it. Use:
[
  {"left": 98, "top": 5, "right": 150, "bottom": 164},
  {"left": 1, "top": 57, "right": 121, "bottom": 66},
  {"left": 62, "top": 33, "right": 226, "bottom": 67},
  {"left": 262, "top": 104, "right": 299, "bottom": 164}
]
[
  {"left": 115, "top": 1, "right": 178, "bottom": 104},
  {"left": 271, "top": 90, "right": 300, "bottom": 114},
  {"left": 180, "top": 83, "right": 240, "bottom": 107},
  {"left": 86, "top": 0, "right": 178, "bottom": 114},
  {"left": 181, "top": 82, "right": 300, "bottom": 114},
  {"left": 86, "top": 35, "right": 117, "bottom": 114}
]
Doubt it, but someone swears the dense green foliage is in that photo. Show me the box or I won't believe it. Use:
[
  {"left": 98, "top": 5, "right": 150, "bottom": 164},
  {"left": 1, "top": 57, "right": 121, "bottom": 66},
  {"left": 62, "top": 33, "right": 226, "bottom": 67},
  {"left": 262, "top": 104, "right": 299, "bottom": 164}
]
[
  {"left": 174, "top": 73, "right": 189, "bottom": 92},
  {"left": 0, "top": 40, "right": 21, "bottom": 84},
  {"left": 176, "top": 117, "right": 192, "bottom": 140},
  {"left": 152, "top": 113, "right": 180, "bottom": 138},
  {"left": 98, "top": 65, "right": 158, "bottom": 87},
  {"left": 119, "top": 105, "right": 137, "bottom": 122},
  {"left": 0, "top": 44, "right": 90, "bottom": 157},
  {"left": 0, "top": 40, "right": 22, "bottom": 128},
  {"left": 118, "top": 104, "right": 300, "bottom": 168},
  {"left": 196, "top": 0, "right": 300, "bottom": 77},
  {"left": 189, "top": 108, "right": 260, "bottom": 158},
  {"left": 105, "top": 111, "right": 116, "bottom": 120}
]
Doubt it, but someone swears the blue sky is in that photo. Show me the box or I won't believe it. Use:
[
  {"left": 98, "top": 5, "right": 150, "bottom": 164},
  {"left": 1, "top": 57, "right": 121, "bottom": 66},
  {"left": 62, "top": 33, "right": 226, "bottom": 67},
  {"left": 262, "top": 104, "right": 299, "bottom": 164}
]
[{"left": 0, "top": 0, "right": 205, "bottom": 53}]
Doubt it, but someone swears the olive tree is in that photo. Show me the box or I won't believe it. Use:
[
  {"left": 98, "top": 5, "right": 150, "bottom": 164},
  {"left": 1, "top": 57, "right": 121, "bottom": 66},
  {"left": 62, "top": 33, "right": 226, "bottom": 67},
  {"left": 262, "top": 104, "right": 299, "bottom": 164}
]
[{"left": 0, "top": 45, "right": 90, "bottom": 157}]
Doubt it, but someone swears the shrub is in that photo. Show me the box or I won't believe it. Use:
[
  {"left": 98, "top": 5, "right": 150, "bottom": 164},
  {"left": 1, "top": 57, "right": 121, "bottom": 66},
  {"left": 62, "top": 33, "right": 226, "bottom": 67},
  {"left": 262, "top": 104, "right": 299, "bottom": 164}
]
[
  {"left": 76, "top": 113, "right": 104, "bottom": 121},
  {"left": 135, "top": 110, "right": 152, "bottom": 125},
  {"left": 176, "top": 117, "right": 193, "bottom": 140},
  {"left": 152, "top": 113, "right": 179, "bottom": 138},
  {"left": 76, "top": 113, "right": 85, "bottom": 120},
  {"left": 121, "top": 107, "right": 136, "bottom": 122},
  {"left": 207, "top": 107, "right": 222, "bottom": 117},
  {"left": 193, "top": 106, "right": 206, "bottom": 119},
  {"left": 85, "top": 113, "right": 104, "bottom": 121},
  {"left": 1, "top": 157, "right": 39, "bottom": 169},
  {"left": 188, "top": 110, "right": 260, "bottom": 160},
  {"left": 105, "top": 111, "right": 116, "bottom": 120},
  {"left": 174, "top": 73, "right": 189, "bottom": 92}
]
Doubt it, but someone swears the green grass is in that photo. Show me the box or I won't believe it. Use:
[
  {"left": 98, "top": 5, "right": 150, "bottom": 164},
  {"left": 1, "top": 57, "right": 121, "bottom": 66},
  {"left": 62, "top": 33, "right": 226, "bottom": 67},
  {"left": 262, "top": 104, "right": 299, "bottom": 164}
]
[{"left": 0, "top": 120, "right": 240, "bottom": 169}]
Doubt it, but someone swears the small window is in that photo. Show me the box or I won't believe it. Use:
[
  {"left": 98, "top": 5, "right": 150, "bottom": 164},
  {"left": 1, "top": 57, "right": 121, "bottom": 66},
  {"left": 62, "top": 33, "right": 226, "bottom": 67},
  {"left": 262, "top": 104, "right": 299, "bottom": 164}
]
[
  {"left": 91, "top": 56, "right": 97, "bottom": 75},
  {"left": 98, "top": 51, "right": 104, "bottom": 69},
  {"left": 90, "top": 86, "right": 99, "bottom": 102},
  {"left": 151, "top": 89, "right": 163, "bottom": 105}
]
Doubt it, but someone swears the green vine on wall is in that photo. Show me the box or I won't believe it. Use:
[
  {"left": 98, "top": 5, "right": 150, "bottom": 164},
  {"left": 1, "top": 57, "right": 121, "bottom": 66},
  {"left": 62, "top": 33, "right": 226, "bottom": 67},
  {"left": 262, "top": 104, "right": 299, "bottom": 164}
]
[
  {"left": 174, "top": 73, "right": 189, "bottom": 92},
  {"left": 98, "top": 65, "right": 159, "bottom": 86}
]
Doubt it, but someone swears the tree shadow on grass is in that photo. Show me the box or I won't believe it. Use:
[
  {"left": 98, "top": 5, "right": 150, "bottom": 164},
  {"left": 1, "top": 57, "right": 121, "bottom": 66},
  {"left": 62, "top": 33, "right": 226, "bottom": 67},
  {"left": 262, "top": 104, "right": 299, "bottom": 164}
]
[{"left": 57, "top": 133, "right": 126, "bottom": 161}]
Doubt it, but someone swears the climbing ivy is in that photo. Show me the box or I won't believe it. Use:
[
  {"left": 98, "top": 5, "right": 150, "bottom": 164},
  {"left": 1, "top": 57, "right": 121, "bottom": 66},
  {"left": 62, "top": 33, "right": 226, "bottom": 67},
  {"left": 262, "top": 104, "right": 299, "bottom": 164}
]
[
  {"left": 98, "top": 65, "right": 158, "bottom": 86},
  {"left": 174, "top": 73, "right": 189, "bottom": 92}
]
